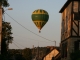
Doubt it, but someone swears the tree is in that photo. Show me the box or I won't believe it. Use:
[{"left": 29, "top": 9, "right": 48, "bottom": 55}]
[
  {"left": 23, "top": 48, "right": 32, "bottom": 60},
  {"left": 0, "top": 0, "right": 10, "bottom": 54},
  {"left": 1, "top": 21, "right": 13, "bottom": 54},
  {"left": 15, "top": 54, "right": 26, "bottom": 60},
  {"left": 0, "top": 0, "right": 9, "bottom": 7}
]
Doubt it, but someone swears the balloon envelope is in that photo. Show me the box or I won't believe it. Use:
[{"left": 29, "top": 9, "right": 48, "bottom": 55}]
[{"left": 31, "top": 9, "right": 49, "bottom": 32}]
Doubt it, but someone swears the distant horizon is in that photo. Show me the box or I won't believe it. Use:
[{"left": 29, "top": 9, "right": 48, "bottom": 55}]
[{"left": 9, "top": 45, "right": 59, "bottom": 49}]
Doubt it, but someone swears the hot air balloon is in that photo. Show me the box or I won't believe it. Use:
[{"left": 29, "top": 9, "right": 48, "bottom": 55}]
[{"left": 31, "top": 9, "right": 49, "bottom": 33}]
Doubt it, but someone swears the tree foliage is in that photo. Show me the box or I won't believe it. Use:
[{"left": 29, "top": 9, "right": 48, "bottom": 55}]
[
  {"left": 23, "top": 48, "right": 32, "bottom": 60},
  {"left": 0, "top": 0, "right": 9, "bottom": 7},
  {"left": 1, "top": 21, "right": 13, "bottom": 54}
]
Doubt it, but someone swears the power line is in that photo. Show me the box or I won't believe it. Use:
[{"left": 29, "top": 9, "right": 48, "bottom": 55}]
[
  {"left": 12, "top": 42, "right": 21, "bottom": 49},
  {"left": 5, "top": 12, "right": 55, "bottom": 42},
  {"left": 11, "top": 34, "right": 55, "bottom": 49},
  {"left": 13, "top": 41, "right": 26, "bottom": 48},
  {"left": 12, "top": 35, "right": 56, "bottom": 49},
  {"left": 13, "top": 34, "right": 51, "bottom": 43}
]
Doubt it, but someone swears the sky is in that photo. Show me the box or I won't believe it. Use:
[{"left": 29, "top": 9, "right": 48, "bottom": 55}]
[{"left": 4, "top": 0, "right": 67, "bottom": 49}]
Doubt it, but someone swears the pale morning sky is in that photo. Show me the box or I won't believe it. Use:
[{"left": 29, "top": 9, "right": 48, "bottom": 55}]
[{"left": 4, "top": 0, "right": 67, "bottom": 49}]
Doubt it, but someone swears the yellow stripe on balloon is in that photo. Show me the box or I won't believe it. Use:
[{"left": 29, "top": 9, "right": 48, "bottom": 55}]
[
  {"left": 32, "top": 9, "right": 48, "bottom": 15},
  {"left": 33, "top": 20, "right": 47, "bottom": 30}
]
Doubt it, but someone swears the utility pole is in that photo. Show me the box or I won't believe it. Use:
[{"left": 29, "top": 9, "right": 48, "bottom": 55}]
[
  {"left": 54, "top": 41, "right": 56, "bottom": 47},
  {"left": 0, "top": 3, "right": 2, "bottom": 54},
  {"left": 53, "top": 40, "right": 56, "bottom": 60},
  {"left": 37, "top": 42, "right": 39, "bottom": 60}
]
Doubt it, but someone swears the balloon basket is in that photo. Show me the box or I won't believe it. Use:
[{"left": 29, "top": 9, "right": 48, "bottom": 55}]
[{"left": 39, "top": 30, "right": 41, "bottom": 33}]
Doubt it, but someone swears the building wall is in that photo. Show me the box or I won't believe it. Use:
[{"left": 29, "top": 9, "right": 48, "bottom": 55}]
[
  {"left": 61, "top": 2, "right": 72, "bottom": 60},
  {"left": 72, "top": 1, "right": 80, "bottom": 36},
  {"left": 61, "top": 1, "right": 80, "bottom": 60},
  {"left": 61, "top": 2, "right": 72, "bottom": 41},
  {"left": 61, "top": 38, "right": 80, "bottom": 60}
]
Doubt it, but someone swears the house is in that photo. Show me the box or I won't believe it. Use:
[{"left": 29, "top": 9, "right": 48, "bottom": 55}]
[
  {"left": 43, "top": 48, "right": 60, "bottom": 60},
  {"left": 53, "top": 53, "right": 61, "bottom": 60},
  {"left": 59, "top": 0, "right": 80, "bottom": 60}
]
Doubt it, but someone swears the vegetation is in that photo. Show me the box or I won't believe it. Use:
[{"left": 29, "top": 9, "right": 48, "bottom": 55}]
[
  {"left": 0, "top": 0, "right": 13, "bottom": 55},
  {"left": 7, "top": 47, "right": 48, "bottom": 60},
  {"left": 0, "top": 0, "right": 9, "bottom": 7},
  {"left": 22, "top": 48, "right": 32, "bottom": 60},
  {"left": 2, "top": 21, "right": 13, "bottom": 54}
]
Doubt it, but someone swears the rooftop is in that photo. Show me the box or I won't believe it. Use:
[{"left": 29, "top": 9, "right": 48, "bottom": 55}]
[{"left": 59, "top": 0, "right": 80, "bottom": 13}]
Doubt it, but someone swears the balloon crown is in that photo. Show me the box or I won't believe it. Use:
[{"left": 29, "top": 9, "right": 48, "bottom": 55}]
[{"left": 32, "top": 9, "right": 48, "bottom": 15}]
